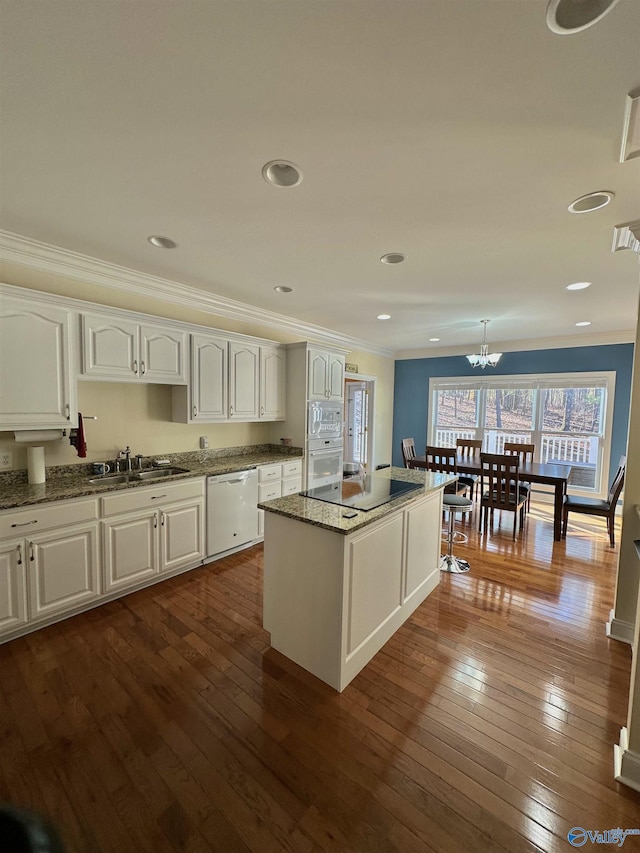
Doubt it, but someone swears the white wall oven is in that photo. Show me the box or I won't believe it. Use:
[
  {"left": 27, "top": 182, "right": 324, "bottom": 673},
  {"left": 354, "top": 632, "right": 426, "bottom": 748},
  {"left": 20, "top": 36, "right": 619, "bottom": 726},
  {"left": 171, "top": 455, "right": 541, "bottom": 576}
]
[{"left": 307, "top": 437, "right": 343, "bottom": 488}]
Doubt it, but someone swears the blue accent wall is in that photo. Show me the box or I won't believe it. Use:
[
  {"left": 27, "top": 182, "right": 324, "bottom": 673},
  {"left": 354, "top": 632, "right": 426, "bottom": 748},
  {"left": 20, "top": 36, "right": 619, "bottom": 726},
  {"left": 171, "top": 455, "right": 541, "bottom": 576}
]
[{"left": 392, "top": 344, "right": 634, "bottom": 478}]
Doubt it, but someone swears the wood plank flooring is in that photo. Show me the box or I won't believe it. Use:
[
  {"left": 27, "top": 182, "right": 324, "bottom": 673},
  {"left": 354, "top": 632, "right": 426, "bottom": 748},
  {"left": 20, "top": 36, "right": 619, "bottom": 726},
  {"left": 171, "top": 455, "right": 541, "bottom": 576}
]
[{"left": 1, "top": 500, "right": 638, "bottom": 852}]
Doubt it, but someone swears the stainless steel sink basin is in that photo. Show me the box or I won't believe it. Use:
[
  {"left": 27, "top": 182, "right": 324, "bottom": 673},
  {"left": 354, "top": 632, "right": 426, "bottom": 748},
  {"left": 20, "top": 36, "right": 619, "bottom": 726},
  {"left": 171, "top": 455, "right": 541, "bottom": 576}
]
[
  {"left": 133, "top": 467, "right": 189, "bottom": 480},
  {"left": 88, "top": 473, "right": 133, "bottom": 485}
]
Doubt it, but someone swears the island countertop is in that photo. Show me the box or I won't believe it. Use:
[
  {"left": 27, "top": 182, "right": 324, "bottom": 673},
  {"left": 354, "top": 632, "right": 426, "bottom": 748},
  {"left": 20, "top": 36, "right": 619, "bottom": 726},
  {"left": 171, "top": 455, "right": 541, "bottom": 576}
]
[{"left": 258, "top": 466, "right": 455, "bottom": 535}]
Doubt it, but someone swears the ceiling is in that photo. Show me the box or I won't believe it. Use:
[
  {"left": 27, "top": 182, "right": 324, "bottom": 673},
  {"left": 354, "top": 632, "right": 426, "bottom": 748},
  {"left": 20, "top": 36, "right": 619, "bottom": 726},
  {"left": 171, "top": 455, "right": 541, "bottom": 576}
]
[{"left": 1, "top": 0, "right": 639, "bottom": 356}]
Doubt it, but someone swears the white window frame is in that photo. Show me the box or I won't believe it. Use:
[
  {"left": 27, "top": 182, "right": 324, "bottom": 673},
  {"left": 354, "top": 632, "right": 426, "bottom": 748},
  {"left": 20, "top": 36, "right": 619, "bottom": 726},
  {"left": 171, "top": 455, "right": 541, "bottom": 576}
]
[{"left": 428, "top": 371, "right": 616, "bottom": 500}]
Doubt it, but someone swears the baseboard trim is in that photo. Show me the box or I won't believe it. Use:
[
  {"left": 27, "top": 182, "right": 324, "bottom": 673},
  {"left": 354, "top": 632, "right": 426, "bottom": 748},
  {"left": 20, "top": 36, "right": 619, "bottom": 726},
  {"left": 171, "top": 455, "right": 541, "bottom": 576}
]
[
  {"left": 606, "top": 609, "right": 635, "bottom": 645},
  {"left": 614, "top": 728, "right": 640, "bottom": 793}
]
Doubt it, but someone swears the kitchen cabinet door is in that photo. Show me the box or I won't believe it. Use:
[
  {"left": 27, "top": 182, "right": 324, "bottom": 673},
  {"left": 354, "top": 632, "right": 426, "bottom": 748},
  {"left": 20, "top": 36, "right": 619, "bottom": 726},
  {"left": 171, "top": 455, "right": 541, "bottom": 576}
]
[
  {"left": 159, "top": 500, "right": 204, "bottom": 574},
  {"left": 229, "top": 342, "right": 260, "bottom": 419},
  {"left": 140, "top": 324, "right": 188, "bottom": 384},
  {"left": 82, "top": 313, "right": 139, "bottom": 380},
  {"left": 260, "top": 346, "right": 286, "bottom": 420},
  {"left": 0, "top": 541, "right": 28, "bottom": 635},
  {"left": 28, "top": 524, "right": 100, "bottom": 621},
  {"left": 0, "top": 298, "right": 76, "bottom": 429},
  {"left": 327, "top": 353, "right": 345, "bottom": 401},
  {"left": 103, "top": 511, "right": 159, "bottom": 593},
  {"left": 307, "top": 348, "right": 331, "bottom": 400},
  {"left": 190, "top": 333, "right": 228, "bottom": 421}
]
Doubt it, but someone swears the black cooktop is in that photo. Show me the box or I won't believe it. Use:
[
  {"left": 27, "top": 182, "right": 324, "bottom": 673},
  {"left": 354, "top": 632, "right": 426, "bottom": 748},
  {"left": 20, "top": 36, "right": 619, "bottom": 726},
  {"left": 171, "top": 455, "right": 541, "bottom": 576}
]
[{"left": 301, "top": 475, "right": 422, "bottom": 512}]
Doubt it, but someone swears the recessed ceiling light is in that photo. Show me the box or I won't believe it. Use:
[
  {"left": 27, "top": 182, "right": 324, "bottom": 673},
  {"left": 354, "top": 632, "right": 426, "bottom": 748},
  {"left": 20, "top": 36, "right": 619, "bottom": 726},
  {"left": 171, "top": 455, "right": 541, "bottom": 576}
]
[
  {"left": 546, "top": 0, "right": 622, "bottom": 35},
  {"left": 262, "top": 160, "right": 303, "bottom": 188},
  {"left": 380, "top": 253, "right": 405, "bottom": 264},
  {"left": 566, "top": 282, "right": 591, "bottom": 291},
  {"left": 568, "top": 191, "right": 614, "bottom": 214},
  {"left": 429, "top": 337, "right": 440, "bottom": 342},
  {"left": 147, "top": 235, "right": 177, "bottom": 249},
  {"left": 274, "top": 285, "right": 294, "bottom": 293},
  {"left": 377, "top": 314, "right": 391, "bottom": 320},
  {"left": 575, "top": 321, "right": 592, "bottom": 327}
]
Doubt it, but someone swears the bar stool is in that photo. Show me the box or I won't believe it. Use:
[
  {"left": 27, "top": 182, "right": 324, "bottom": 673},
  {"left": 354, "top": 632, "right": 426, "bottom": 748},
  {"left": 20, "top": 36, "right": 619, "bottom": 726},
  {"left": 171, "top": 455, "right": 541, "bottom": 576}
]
[{"left": 440, "top": 493, "right": 473, "bottom": 573}]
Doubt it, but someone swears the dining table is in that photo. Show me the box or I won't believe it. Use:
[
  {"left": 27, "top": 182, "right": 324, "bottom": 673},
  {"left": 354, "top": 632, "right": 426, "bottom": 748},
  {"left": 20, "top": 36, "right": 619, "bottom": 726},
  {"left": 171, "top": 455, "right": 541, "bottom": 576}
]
[{"left": 415, "top": 454, "right": 572, "bottom": 541}]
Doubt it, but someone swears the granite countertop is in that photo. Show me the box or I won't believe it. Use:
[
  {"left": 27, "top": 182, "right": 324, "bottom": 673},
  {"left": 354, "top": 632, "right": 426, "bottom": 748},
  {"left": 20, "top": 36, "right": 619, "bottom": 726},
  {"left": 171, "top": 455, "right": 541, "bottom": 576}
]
[
  {"left": 0, "top": 445, "right": 303, "bottom": 512},
  {"left": 258, "top": 466, "right": 455, "bottom": 535}
]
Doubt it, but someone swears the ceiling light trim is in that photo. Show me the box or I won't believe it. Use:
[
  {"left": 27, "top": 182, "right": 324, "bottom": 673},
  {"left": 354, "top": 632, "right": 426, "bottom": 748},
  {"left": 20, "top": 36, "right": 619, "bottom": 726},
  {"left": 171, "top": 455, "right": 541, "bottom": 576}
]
[
  {"left": 546, "top": 0, "right": 622, "bottom": 34},
  {"left": 0, "top": 230, "right": 394, "bottom": 357},
  {"left": 568, "top": 191, "right": 614, "bottom": 214}
]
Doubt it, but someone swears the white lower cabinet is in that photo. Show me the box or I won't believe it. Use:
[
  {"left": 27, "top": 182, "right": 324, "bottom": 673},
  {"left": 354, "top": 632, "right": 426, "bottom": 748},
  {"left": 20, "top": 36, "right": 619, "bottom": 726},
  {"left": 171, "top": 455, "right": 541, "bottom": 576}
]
[
  {"left": 257, "top": 459, "right": 303, "bottom": 536},
  {"left": 0, "top": 479, "right": 205, "bottom": 643},
  {"left": 101, "top": 478, "right": 205, "bottom": 594},
  {"left": 0, "top": 518, "right": 100, "bottom": 637}
]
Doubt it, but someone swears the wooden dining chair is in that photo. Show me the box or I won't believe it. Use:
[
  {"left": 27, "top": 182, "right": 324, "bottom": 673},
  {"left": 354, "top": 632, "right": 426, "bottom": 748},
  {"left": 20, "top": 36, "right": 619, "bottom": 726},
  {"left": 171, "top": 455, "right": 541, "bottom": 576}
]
[
  {"left": 401, "top": 438, "right": 416, "bottom": 468},
  {"left": 456, "top": 438, "right": 482, "bottom": 500},
  {"left": 503, "top": 442, "right": 535, "bottom": 511},
  {"left": 562, "top": 456, "right": 626, "bottom": 547},
  {"left": 479, "top": 452, "right": 528, "bottom": 540},
  {"left": 414, "top": 446, "right": 469, "bottom": 497}
]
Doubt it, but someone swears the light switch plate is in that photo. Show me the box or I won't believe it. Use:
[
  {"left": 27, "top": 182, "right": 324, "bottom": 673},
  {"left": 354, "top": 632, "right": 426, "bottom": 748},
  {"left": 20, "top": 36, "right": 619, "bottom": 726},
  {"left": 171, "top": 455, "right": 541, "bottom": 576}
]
[
  {"left": 199, "top": 436, "right": 209, "bottom": 449},
  {"left": 0, "top": 451, "right": 12, "bottom": 469}
]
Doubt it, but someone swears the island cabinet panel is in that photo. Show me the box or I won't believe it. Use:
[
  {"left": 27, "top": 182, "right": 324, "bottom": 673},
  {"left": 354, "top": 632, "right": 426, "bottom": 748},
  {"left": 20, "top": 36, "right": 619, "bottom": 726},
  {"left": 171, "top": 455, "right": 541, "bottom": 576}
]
[
  {"left": 346, "top": 515, "right": 403, "bottom": 655},
  {"left": 0, "top": 542, "right": 28, "bottom": 632},
  {"left": 403, "top": 490, "right": 442, "bottom": 603}
]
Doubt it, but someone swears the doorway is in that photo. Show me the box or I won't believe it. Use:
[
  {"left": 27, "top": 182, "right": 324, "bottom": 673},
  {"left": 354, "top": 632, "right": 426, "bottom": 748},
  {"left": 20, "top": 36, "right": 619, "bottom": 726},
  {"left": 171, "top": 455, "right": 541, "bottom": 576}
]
[{"left": 343, "top": 374, "right": 375, "bottom": 473}]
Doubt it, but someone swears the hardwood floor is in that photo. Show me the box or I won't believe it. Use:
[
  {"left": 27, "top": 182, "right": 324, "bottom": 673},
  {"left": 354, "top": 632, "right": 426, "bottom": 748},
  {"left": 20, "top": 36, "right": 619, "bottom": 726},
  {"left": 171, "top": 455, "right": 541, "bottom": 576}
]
[{"left": 1, "top": 500, "right": 638, "bottom": 852}]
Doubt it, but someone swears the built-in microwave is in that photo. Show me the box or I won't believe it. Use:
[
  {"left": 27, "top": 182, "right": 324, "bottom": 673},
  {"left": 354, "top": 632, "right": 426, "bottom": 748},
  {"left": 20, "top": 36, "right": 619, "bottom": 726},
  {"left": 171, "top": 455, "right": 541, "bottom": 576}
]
[{"left": 307, "top": 401, "right": 343, "bottom": 440}]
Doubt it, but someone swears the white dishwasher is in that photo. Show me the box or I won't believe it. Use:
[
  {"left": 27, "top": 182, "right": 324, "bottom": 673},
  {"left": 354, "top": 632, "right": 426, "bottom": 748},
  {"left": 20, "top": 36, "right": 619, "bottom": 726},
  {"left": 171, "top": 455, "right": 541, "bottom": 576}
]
[{"left": 206, "top": 468, "right": 259, "bottom": 557}]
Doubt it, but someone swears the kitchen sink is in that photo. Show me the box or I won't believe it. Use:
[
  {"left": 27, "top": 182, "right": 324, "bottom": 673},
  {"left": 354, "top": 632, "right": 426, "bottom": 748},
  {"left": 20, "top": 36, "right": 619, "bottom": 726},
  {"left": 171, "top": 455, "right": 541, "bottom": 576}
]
[
  {"left": 88, "top": 473, "right": 133, "bottom": 485},
  {"left": 133, "top": 467, "right": 189, "bottom": 480}
]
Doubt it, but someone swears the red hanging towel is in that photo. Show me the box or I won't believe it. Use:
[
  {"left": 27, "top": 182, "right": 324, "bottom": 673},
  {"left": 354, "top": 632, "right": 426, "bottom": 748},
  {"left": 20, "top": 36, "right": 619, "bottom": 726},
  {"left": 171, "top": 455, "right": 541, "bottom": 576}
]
[{"left": 75, "top": 412, "right": 87, "bottom": 458}]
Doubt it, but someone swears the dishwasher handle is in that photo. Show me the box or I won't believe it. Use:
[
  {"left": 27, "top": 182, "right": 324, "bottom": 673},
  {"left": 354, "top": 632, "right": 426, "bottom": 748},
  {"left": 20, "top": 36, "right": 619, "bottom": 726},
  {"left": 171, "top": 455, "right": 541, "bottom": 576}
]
[{"left": 208, "top": 468, "right": 257, "bottom": 485}]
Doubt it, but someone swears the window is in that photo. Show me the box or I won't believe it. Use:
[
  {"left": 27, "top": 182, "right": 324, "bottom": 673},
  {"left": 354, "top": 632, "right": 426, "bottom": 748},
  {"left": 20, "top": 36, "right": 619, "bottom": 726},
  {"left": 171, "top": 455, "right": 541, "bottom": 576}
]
[{"left": 429, "top": 372, "right": 615, "bottom": 495}]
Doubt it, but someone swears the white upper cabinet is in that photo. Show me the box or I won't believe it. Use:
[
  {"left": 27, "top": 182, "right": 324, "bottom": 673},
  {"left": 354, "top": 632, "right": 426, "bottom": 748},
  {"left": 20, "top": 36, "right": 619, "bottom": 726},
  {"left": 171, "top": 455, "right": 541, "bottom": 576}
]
[
  {"left": 190, "top": 332, "right": 228, "bottom": 421},
  {"left": 260, "top": 346, "right": 286, "bottom": 420},
  {"left": 307, "top": 347, "right": 345, "bottom": 401},
  {"left": 0, "top": 295, "right": 76, "bottom": 429},
  {"left": 81, "top": 313, "right": 187, "bottom": 384},
  {"left": 229, "top": 342, "right": 260, "bottom": 420}
]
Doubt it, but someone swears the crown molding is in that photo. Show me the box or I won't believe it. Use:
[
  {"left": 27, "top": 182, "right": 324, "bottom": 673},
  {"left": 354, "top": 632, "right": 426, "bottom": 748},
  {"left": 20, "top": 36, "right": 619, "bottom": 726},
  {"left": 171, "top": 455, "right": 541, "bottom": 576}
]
[
  {"left": 0, "top": 230, "right": 394, "bottom": 358},
  {"left": 395, "top": 330, "right": 636, "bottom": 360},
  {"left": 612, "top": 221, "right": 640, "bottom": 254}
]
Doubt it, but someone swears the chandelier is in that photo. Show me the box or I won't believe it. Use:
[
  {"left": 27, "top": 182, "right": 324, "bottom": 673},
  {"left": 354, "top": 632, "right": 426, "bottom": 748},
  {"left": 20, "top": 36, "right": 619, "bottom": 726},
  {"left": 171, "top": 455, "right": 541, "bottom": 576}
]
[{"left": 466, "top": 319, "right": 502, "bottom": 369}]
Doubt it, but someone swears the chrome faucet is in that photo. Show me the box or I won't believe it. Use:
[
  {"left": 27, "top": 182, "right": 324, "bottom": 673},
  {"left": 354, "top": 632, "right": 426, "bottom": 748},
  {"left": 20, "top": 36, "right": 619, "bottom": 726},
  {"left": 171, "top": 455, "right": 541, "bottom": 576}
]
[{"left": 116, "top": 446, "right": 132, "bottom": 472}]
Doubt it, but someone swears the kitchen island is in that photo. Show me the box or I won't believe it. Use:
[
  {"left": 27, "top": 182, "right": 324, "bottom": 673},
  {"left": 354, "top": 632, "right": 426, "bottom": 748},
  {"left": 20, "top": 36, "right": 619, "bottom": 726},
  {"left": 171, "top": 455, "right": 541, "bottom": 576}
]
[{"left": 259, "top": 466, "right": 454, "bottom": 692}]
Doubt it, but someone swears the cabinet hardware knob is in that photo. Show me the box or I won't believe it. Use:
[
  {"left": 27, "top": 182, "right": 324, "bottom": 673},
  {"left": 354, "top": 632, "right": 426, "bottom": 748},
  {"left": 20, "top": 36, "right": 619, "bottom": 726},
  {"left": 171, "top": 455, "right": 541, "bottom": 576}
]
[
  {"left": 261, "top": 406, "right": 264, "bottom": 416},
  {"left": 141, "top": 361, "right": 146, "bottom": 375},
  {"left": 11, "top": 520, "right": 38, "bottom": 528},
  {"left": 230, "top": 405, "right": 234, "bottom": 415},
  {"left": 17, "top": 544, "right": 22, "bottom": 566},
  {"left": 29, "top": 542, "right": 35, "bottom": 562},
  {"left": 193, "top": 405, "right": 198, "bottom": 418},
  {"left": 161, "top": 511, "right": 165, "bottom": 527},
  {"left": 154, "top": 512, "right": 158, "bottom": 529},
  {"left": 65, "top": 404, "right": 71, "bottom": 420},
  {"left": 133, "top": 359, "right": 138, "bottom": 375},
  {"left": 150, "top": 494, "right": 167, "bottom": 500}
]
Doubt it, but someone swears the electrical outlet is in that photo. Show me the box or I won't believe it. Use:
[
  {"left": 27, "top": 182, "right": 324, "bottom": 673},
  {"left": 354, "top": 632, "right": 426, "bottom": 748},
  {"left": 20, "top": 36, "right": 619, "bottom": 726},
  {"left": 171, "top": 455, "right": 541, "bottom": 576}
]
[
  {"left": 199, "top": 436, "right": 209, "bottom": 449},
  {"left": 0, "top": 451, "right": 13, "bottom": 470}
]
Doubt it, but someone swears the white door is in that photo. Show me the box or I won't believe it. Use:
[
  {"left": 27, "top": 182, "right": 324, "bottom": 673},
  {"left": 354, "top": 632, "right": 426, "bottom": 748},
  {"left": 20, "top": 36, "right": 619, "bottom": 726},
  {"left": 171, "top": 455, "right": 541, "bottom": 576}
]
[
  {"left": 191, "top": 333, "right": 228, "bottom": 421},
  {"left": 344, "top": 381, "right": 369, "bottom": 469},
  {"left": 28, "top": 524, "right": 100, "bottom": 620},
  {"left": 140, "top": 324, "right": 188, "bottom": 384},
  {"left": 103, "top": 512, "right": 158, "bottom": 592},
  {"left": 159, "top": 501, "right": 204, "bottom": 573},
  {"left": 0, "top": 541, "right": 28, "bottom": 634},
  {"left": 260, "top": 347, "right": 286, "bottom": 420},
  {"left": 0, "top": 299, "right": 75, "bottom": 428},
  {"left": 82, "top": 314, "right": 139, "bottom": 380},
  {"left": 307, "top": 348, "right": 330, "bottom": 400},
  {"left": 229, "top": 342, "right": 260, "bottom": 419}
]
